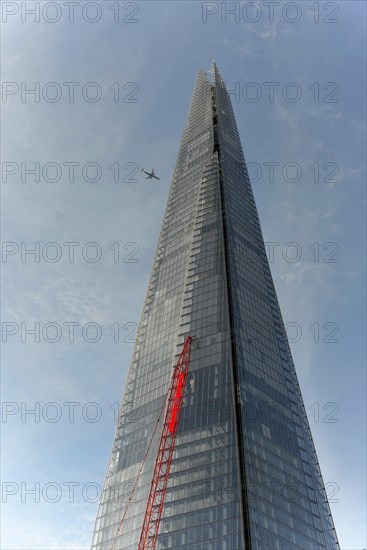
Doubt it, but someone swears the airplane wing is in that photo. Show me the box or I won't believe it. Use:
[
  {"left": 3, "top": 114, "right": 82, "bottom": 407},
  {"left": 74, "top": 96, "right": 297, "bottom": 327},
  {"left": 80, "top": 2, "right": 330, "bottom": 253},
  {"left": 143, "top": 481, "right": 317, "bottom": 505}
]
[{"left": 142, "top": 168, "right": 159, "bottom": 180}]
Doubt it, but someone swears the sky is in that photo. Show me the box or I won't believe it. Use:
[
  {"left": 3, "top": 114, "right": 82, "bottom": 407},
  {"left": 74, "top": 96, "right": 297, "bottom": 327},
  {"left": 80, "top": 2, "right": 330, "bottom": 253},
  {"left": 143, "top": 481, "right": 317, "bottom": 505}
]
[{"left": 1, "top": 1, "right": 366, "bottom": 548}]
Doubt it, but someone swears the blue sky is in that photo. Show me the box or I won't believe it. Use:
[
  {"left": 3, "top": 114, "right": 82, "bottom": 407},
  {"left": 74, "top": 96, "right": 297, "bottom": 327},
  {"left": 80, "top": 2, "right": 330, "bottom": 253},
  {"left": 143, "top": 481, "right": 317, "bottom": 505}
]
[{"left": 1, "top": 1, "right": 366, "bottom": 548}]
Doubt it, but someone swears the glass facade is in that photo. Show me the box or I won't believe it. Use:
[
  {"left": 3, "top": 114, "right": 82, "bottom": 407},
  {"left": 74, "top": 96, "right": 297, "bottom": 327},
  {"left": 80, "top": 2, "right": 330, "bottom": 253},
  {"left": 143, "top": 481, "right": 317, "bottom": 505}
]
[{"left": 91, "top": 64, "right": 339, "bottom": 550}]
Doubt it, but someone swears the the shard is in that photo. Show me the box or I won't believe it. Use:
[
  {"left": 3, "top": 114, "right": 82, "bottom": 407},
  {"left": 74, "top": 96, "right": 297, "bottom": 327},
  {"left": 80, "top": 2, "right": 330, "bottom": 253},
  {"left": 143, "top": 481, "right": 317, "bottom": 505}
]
[{"left": 91, "top": 63, "right": 339, "bottom": 550}]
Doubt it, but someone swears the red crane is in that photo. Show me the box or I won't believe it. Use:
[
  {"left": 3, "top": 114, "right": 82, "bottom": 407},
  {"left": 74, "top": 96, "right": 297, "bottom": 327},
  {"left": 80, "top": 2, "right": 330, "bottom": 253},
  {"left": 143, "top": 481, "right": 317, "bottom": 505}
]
[
  {"left": 110, "top": 335, "right": 193, "bottom": 550},
  {"left": 138, "top": 335, "right": 193, "bottom": 549}
]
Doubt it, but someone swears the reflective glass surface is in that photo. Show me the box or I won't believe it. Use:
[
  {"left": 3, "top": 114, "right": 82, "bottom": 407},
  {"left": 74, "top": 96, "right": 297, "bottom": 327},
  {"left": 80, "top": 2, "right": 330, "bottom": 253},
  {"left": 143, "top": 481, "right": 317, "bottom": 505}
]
[{"left": 91, "top": 66, "right": 339, "bottom": 550}]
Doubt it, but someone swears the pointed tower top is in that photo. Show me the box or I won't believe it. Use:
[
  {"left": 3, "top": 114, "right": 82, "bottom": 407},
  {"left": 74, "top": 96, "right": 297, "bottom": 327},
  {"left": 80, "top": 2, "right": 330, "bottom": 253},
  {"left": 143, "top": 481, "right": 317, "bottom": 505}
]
[{"left": 211, "top": 60, "right": 218, "bottom": 79}]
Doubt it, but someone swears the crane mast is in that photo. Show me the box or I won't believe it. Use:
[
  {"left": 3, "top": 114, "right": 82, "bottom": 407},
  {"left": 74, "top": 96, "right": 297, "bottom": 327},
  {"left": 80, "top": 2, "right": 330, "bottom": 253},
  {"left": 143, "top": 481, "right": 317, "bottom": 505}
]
[{"left": 138, "top": 335, "right": 193, "bottom": 549}]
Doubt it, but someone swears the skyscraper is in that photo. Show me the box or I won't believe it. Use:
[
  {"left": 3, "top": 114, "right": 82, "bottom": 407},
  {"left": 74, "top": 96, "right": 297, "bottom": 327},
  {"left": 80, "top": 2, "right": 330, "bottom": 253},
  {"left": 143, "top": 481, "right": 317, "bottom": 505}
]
[{"left": 91, "top": 63, "right": 339, "bottom": 550}]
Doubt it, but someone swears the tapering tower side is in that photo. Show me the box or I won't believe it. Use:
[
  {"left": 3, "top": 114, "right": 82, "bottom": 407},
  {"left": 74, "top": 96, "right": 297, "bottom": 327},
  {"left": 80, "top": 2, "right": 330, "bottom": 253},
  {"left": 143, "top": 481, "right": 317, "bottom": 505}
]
[
  {"left": 211, "top": 62, "right": 339, "bottom": 549},
  {"left": 92, "top": 68, "right": 246, "bottom": 550}
]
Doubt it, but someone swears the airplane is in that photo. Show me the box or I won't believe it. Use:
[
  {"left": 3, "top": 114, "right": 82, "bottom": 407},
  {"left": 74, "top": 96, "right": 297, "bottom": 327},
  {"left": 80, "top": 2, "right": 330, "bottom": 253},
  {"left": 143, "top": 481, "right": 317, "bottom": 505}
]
[{"left": 141, "top": 168, "right": 160, "bottom": 180}]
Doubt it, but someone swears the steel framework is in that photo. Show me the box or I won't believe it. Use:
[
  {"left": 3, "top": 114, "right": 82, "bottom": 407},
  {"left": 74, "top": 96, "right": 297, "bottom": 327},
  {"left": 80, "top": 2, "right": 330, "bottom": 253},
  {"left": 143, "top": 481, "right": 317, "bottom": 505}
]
[{"left": 138, "top": 335, "right": 193, "bottom": 549}]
